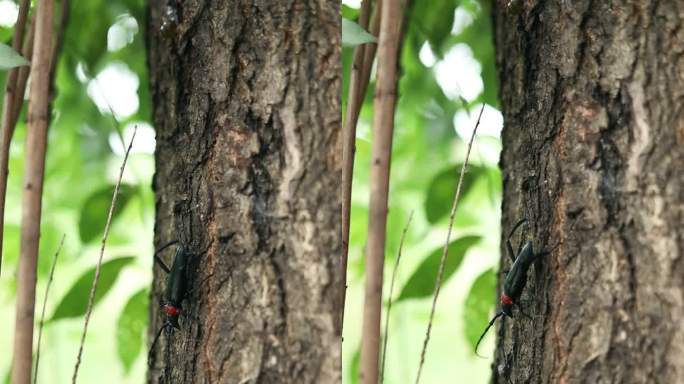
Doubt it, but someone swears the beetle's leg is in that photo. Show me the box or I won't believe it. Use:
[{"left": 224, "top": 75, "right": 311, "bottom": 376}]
[{"left": 506, "top": 218, "right": 527, "bottom": 262}]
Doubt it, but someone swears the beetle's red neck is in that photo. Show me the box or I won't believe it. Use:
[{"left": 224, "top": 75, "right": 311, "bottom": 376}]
[{"left": 162, "top": 304, "right": 180, "bottom": 317}]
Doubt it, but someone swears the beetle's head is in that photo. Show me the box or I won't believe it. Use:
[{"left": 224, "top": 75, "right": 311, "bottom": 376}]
[
  {"left": 162, "top": 304, "right": 181, "bottom": 329},
  {"left": 500, "top": 293, "right": 514, "bottom": 317}
]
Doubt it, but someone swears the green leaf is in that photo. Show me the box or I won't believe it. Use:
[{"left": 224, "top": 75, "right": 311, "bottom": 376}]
[
  {"left": 117, "top": 288, "right": 149, "bottom": 374},
  {"left": 64, "top": 0, "right": 115, "bottom": 68},
  {"left": 464, "top": 268, "right": 497, "bottom": 353},
  {"left": 349, "top": 345, "right": 361, "bottom": 384},
  {"left": 0, "top": 42, "right": 29, "bottom": 70},
  {"left": 424, "top": 164, "right": 483, "bottom": 224},
  {"left": 0, "top": 26, "right": 13, "bottom": 42},
  {"left": 397, "top": 236, "right": 480, "bottom": 301},
  {"left": 341, "top": 4, "right": 360, "bottom": 20},
  {"left": 79, "top": 184, "right": 135, "bottom": 243},
  {"left": 342, "top": 18, "right": 377, "bottom": 47},
  {"left": 50, "top": 257, "right": 135, "bottom": 321},
  {"left": 409, "top": 0, "right": 457, "bottom": 57}
]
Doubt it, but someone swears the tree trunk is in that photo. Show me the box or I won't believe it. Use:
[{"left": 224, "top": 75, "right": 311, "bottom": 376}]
[
  {"left": 495, "top": 1, "right": 684, "bottom": 383},
  {"left": 146, "top": 1, "right": 342, "bottom": 383}
]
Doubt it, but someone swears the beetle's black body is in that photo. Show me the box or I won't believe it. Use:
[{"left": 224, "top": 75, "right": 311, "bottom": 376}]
[
  {"left": 148, "top": 241, "right": 190, "bottom": 365},
  {"left": 162, "top": 243, "right": 188, "bottom": 327},
  {"left": 475, "top": 218, "right": 542, "bottom": 357}
]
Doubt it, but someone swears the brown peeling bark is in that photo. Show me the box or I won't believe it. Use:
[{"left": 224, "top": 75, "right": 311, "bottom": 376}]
[
  {"left": 494, "top": 1, "right": 684, "bottom": 383},
  {"left": 146, "top": 1, "right": 341, "bottom": 383}
]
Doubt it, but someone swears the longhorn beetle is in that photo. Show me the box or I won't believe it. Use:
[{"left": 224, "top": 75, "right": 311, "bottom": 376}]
[
  {"left": 474, "top": 218, "right": 543, "bottom": 357},
  {"left": 148, "top": 240, "right": 190, "bottom": 365}
]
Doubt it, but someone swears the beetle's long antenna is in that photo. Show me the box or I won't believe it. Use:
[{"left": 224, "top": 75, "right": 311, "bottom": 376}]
[
  {"left": 475, "top": 311, "right": 504, "bottom": 358},
  {"left": 153, "top": 240, "right": 178, "bottom": 273},
  {"left": 155, "top": 240, "right": 179, "bottom": 256},
  {"left": 506, "top": 218, "right": 527, "bottom": 262},
  {"left": 148, "top": 323, "right": 168, "bottom": 367},
  {"left": 508, "top": 218, "right": 527, "bottom": 238}
]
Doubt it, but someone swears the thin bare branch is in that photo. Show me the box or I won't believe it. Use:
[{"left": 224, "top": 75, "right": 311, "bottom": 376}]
[
  {"left": 49, "top": 0, "right": 69, "bottom": 92},
  {"left": 33, "top": 234, "right": 65, "bottom": 384},
  {"left": 414, "top": 104, "right": 485, "bottom": 384},
  {"left": 380, "top": 210, "right": 413, "bottom": 384},
  {"left": 72, "top": 127, "right": 137, "bottom": 384},
  {"left": 11, "top": 0, "right": 55, "bottom": 382},
  {"left": 0, "top": 0, "right": 31, "bottom": 277},
  {"left": 360, "top": 0, "right": 404, "bottom": 383},
  {"left": 10, "top": 17, "right": 36, "bottom": 127},
  {"left": 340, "top": 0, "right": 373, "bottom": 332},
  {"left": 359, "top": 0, "right": 382, "bottom": 103}
]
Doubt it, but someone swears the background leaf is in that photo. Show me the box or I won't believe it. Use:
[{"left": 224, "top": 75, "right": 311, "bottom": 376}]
[
  {"left": 50, "top": 257, "right": 135, "bottom": 321},
  {"left": 79, "top": 184, "right": 135, "bottom": 243},
  {"left": 0, "top": 42, "right": 29, "bottom": 70},
  {"left": 349, "top": 346, "right": 361, "bottom": 384},
  {"left": 463, "top": 268, "right": 497, "bottom": 353},
  {"left": 342, "top": 18, "right": 377, "bottom": 47},
  {"left": 424, "top": 164, "right": 483, "bottom": 224},
  {"left": 397, "top": 236, "right": 481, "bottom": 301},
  {"left": 116, "top": 288, "right": 148, "bottom": 373}
]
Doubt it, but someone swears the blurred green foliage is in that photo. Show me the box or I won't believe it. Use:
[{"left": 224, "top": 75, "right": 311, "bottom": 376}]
[
  {"left": 342, "top": 0, "right": 501, "bottom": 383},
  {"left": 396, "top": 236, "right": 481, "bottom": 302},
  {"left": 464, "top": 268, "right": 497, "bottom": 353},
  {"left": 342, "top": 18, "right": 377, "bottom": 47},
  {"left": 0, "top": 42, "right": 28, "bottom": 69},
  {"left": 116, "top": 288, "right": 149, "bottom": 374},
  {"left": 78, "top": 184, "right": 136, "bottom": 243},
  {"left": 1, "top": 0, "right": 154, "bottom": 382},
  {"left": 49, "top": 257, "right": 135, "bottom": 322}
]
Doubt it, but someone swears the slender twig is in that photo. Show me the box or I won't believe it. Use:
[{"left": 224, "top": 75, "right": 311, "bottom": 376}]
[
  {"left": 49, "top": 0, "right": 69, "bottom": 93},
  {"left": 10, "top": 16, "right": 36, "bottom": 127},
  {"left": 33, "top": 234, "right": 65, "bottom": 384},
  {"left": 360, "top": 1, "right": 404, "bottom": 383},
  {"left": 414, "top": 104, "right": 484, "bottom": 384},
  {"left": 0, "top": 0, "right": 31, "bottom": 277},
  {"left": 11, "top": 0, "right": 55, "bottom": 382},
  {"left": 359, "top": 0, "right": 382, "bottom": 104},
  {"left": 340, "top": 0, "right": 373, "bottom": 332},
  {"left": 72, "top": 127, "right": 137, "bottom": 384},
  {"left": 380, "top": 210, "right": 413, "bottom": 384}
]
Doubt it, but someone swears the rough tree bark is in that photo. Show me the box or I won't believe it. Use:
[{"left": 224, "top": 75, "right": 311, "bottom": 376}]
[
  {"left": 495, "top": 1, "right": 684, "bottom": 383},
  {"left": 146, "top": 1, "right": 342, "bottom": 383}
]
